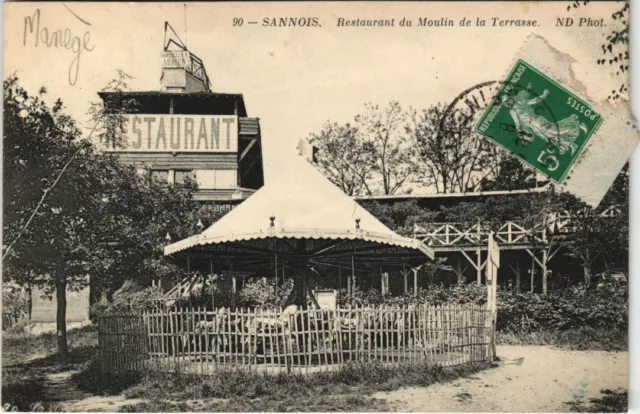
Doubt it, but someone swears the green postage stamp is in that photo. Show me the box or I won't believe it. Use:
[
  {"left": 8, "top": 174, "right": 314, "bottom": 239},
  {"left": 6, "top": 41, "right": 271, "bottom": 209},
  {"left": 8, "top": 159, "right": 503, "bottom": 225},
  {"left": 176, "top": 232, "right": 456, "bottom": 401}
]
[{"left": 475, "top": 59, "right": 603, "bottom": 183}]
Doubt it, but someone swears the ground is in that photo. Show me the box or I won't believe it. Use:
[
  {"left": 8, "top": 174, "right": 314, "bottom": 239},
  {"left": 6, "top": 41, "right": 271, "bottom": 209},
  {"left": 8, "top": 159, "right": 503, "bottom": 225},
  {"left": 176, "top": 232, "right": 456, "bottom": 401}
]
[
  {"left": 2, "top": 325, "right": 627, "bottom": 413},
  {"left": 374, "top": 346, "right": 628, "bottom": 413}
]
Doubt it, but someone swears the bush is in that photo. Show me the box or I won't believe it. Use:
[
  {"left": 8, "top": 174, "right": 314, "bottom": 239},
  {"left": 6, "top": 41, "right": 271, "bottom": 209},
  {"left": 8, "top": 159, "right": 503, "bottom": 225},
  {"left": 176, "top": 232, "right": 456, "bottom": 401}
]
[
  {"left": 337, "top": 282, "right": 627, "bottom": 333},
  {"left": 90, "top": 281, "right": 165, "bottom": 321},
  {"left": 118, "top": 359, "right": 489, "bottom": 402},
  {"left": 336, "top": 284, "right": 486, "bottom": 308},
  {"left": 497, "top": 326, "right": 627, "bottom": 350},
  {"left": 497, "top": 283, "right": 627, "bottom": 332},
  {"left": 566, "top": 389, "right": 628, "bottom": 412},
  {"left": 237, "top": 277, "right": 294, "bottom": 309}
]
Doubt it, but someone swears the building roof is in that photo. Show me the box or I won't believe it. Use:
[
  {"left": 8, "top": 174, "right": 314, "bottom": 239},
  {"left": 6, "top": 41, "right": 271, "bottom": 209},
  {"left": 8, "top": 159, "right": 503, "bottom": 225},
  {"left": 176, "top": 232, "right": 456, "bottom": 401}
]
[
  {"left": 355, "top": 186, "right": 549, "bottom": 209},
  {"left": 98, "top": 91, "right": 248, "bottom": 117},
  {"left": 164, "top": 156, "right": 434, "bottom": 261},
  {"left": 98, "top": 91, "right": 244, "bottom": 99}
]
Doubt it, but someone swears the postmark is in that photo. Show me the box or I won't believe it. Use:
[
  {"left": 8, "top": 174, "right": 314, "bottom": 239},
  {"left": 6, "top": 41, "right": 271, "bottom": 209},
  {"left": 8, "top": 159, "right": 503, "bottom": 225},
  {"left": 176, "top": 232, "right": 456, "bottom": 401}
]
[
  {"left": 473, "top": 59, "right": 603, "bottom": 184},
  {"left": 439, "top": 79, "right": 558, "bottom": 136}
]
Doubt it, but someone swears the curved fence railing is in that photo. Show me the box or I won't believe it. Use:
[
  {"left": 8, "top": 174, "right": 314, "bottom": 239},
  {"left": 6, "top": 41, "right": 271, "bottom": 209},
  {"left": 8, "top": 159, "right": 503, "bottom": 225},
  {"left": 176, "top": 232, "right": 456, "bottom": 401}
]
[{"left": 98, "top": 304, "right": 494, "bottom": 375}]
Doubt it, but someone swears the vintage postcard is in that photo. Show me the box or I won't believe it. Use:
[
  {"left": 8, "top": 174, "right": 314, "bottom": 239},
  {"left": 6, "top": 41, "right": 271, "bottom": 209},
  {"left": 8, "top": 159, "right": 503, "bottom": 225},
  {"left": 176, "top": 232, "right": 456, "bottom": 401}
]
[{"left": 2, "top": 2, "right": 633, "bottom": 413}]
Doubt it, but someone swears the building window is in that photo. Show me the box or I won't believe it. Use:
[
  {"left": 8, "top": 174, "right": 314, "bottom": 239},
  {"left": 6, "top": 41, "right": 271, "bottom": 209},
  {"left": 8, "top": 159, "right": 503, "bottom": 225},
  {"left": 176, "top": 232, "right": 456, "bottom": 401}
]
[
  {"left": 150, "top": 170, "right": 169, "bottom": 186},
  {"left": 215, "top": 170, "right": 237, "bottom": 189},
  {"left": 174, "top": 170, "right": 194, "bottom": 185},
  {"left": 196, "top": 170, "right": 216, "bottom": 190},
  {"left": 195, "top": 169, "right": 237, "bottom": 190}
]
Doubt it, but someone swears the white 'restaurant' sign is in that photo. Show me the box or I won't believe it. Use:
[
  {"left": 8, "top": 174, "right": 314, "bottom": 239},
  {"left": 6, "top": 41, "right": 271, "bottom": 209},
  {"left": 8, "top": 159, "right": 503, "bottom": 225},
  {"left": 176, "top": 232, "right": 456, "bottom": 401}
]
[
  {"left": 111, "top": 114, "right": 238, "bottom": 153},
  {"left": 162, "top": 51, "right": 191, "bottom": 69}
]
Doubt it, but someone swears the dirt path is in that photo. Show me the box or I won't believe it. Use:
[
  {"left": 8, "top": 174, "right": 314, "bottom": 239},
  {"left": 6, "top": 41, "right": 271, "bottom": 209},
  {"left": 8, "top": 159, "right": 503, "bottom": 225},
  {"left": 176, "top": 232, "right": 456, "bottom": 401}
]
[
  {"left": 43, "top": 371, "right": 146, "bottom": 412},
  {"left": 374, "top": 346, "right": 628, "bottom": 413}
]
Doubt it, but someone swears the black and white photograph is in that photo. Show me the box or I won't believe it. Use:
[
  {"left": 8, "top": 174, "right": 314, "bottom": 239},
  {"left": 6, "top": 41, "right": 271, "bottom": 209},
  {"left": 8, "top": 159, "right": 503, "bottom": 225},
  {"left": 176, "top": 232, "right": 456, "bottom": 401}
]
[{"left": 1, "top": 1, "right": 637, "bottom": 412}]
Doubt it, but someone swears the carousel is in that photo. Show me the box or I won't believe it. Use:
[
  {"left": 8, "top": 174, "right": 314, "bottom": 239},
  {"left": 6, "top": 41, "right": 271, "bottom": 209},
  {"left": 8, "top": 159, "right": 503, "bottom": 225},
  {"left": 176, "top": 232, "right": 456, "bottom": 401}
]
[{"left": 164, "top": 156, "right": 434, "bottom": 308}]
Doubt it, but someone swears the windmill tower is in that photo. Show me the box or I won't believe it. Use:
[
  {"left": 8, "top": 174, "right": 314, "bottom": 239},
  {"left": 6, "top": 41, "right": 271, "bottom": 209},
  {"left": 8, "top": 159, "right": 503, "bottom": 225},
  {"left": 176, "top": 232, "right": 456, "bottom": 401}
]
[{"left": 160, "top": 21, "right": 211, "bottom": 93}]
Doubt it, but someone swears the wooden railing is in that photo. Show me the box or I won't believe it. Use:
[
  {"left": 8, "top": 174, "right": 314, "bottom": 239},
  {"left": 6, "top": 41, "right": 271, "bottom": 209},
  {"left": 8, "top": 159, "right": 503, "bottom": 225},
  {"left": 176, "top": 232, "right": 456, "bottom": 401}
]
[
  {"left": 412, "top": 206, "right": 622, "bottom": 252},
  {"left": 413, "top": 221, "right": 547, "bottom": 251},
  {"left": 98, "top": 305, "right": 492, "bottom": 375}
]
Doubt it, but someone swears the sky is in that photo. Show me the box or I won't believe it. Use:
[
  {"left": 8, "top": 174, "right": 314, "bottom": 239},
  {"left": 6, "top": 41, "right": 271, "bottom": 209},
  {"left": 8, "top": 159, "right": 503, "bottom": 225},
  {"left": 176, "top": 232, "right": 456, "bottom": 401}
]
[{"left": 3, "top": 1, "right": 629, "bottom": 187}]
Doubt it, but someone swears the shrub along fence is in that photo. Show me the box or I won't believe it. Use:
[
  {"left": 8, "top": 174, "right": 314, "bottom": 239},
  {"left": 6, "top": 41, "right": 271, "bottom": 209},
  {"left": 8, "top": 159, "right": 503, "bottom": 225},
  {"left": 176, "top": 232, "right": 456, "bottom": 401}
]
[{"left": 98, "top": 304, "right": 493, "bottom": 375}]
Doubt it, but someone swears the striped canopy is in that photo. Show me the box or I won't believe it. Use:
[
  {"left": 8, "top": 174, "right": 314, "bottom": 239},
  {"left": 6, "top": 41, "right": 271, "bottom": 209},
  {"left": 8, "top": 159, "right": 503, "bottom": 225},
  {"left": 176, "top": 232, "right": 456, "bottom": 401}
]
[{"left": 165, "top": 156, "right": 433, "bottom": 272}]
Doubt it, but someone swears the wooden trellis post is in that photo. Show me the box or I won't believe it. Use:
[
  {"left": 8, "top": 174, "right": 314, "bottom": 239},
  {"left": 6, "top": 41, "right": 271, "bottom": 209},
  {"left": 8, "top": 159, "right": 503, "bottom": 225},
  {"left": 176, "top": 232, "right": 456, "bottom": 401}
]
[
  {"left": 381, "top": 272, "right": 389, "bottom": 296},
  {"left": 403, "top": 270, "right": 408, "bottom": 295},
  {"left": 515, "top": 257, "right": 521, "bottom": 291},
  {"left": 486, "top": 232, "right": 499, "bottom": 361},
  {"left": 460, "top": 250, "right": 486, "bottom": 286}
]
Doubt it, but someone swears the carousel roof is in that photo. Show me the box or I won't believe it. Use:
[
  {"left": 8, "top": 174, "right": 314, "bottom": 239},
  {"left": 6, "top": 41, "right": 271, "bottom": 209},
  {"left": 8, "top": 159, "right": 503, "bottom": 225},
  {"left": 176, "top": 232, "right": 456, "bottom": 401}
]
[{"left": 164, "top": 156, "right": 433, "bottom": 265}]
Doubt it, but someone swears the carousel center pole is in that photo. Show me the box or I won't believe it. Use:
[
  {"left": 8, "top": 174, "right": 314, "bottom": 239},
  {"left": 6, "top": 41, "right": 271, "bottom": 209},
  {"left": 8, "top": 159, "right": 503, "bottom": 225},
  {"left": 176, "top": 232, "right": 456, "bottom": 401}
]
[{"left": 210, "top": 258, "right": 215, "bottom": 310}]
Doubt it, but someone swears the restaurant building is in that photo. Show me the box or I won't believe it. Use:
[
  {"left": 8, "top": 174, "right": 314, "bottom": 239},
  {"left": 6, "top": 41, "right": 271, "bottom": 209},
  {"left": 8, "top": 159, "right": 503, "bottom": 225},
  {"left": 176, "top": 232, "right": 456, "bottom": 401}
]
[{"left": 100, "top": 36, "right": 264, "bottom": 202}]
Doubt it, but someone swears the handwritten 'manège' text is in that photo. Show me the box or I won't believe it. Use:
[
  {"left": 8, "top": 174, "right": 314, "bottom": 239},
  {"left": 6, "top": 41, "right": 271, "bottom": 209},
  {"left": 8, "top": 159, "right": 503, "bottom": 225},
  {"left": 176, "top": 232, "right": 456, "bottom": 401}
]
[{"left": 23, "top": 8, "right": 94, "bottom": 86}]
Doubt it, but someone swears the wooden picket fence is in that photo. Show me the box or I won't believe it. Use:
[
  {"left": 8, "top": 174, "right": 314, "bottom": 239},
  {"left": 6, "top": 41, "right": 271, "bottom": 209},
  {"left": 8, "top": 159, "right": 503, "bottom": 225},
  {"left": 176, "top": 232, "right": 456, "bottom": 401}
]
[{"left": 99, "top": 304, "right": 493, "bottom": 375}]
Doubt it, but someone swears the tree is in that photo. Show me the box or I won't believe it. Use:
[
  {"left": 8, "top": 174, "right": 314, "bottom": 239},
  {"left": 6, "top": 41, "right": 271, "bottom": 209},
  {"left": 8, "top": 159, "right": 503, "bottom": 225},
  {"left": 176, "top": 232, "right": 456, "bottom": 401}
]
[
  {"left": 308, "top": 102, "right": 416, "bottom": 196},
  {"left": 3, "top": 76, "right": 214, "bottom": 356},
  {"left": 409, "top": 103, "right": 495, "bottom": 193},
  {"left": 87, "top": 69, "right": 140, "bottom": 149},
  {"left": 550, "top": 165, "right": 629, "bottom": 286},
  {"left": 356, "top": 102, "right": 415, "bottom": 195},
  {"left": 4, "top": 77, "right": 119, "bottom": 354},
  {"left": 479, "top": 150, "right": 539, "bottom": 192},
  {"left": 307, "top": 122, "right": 374, "bottom": 196},
  {"left": 568, "top": 1, "right": 629, "bottom": 101},
  {"left": 359, "top": 200, "right": 437, "bottom": 236}
]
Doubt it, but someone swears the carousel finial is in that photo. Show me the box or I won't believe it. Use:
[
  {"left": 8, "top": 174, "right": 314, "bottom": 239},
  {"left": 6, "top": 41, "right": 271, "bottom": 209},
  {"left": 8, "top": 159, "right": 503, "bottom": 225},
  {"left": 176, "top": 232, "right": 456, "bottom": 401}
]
[
  {"left": 165, "top": 232, "right": 172, "bottom": 242},
  {"left": 196, "top": 219, "right": 204, "bottom": 231},
  {"left": 270, "top": 215, "right": 276, "bottom": 227},
  {"left": 355, "top": 218, "right": 361, "bottom": 229}
]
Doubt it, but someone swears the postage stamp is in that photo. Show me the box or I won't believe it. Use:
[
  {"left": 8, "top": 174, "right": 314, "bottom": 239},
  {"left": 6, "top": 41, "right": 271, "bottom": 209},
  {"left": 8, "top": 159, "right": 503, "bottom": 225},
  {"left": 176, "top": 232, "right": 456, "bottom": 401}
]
[{"left": 475, "top": 59, "right": 603, "bottom": 184}]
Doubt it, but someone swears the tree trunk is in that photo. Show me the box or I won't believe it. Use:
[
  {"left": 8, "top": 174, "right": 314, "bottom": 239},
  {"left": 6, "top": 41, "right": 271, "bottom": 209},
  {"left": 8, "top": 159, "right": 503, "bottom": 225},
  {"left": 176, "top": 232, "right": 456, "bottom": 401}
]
[
  {"left": 583, "top": 249, "right": 592, "bottom": 288},
  {"left": 55, "top": 269, "right": 69, "bottom": 357},
  {"left": 583, "top": 264, "right": 592, "bottom": 287},
  {"left": 27, "top": 283, "right": 33, "bottom": 321}
]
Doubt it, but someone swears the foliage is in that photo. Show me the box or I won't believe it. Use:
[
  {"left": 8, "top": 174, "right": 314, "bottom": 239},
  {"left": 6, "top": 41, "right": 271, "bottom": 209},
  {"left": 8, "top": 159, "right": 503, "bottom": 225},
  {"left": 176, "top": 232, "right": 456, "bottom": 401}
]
[
  {"left": 408, "top": 103, "right": 495, "bottom": 193},
  {"left": 1, "top": 371, "right": 48, "bottom": 412},
  {"left": 336, "top": 282, "right": 627, "bottom": 333},
  {"left": 306, "top": 122, "right": 374, "bottom": 196},
  {"left": 2, "top": 325, "right": 98, "bottom": 411},
  {"left": 565, "top": 389, "right": 628, "bottom": 413},
  {"left": 115, "top": 359, "right": 488, "bottom": 405},
  {"left": 237, "top": 277, "right": 294, "bottom": 309},
  {"left": 337, "top": 283, "right": 486, "bottom": 308},
  {"left": 3, "top": 75, "right": 219, "bottom": 355},
  {"left": 547, "top": 166, "right": 629, "bottom": 285},
  {"left": 479, "top": 153, "right": 538, "bottom": 191},
  {"left": 568, "top": 1, "right": 629, "bottom": 101},
  {"left": 356, "top": 102, "right": 415, "bottom": 195},
  {"left": 2, "top": 284, "right": 29, "bottom": 323},
  {"left": 89, "top": 280, "right": 165, "bottom": 320},
  {"left": 2, "top": 324, "right": 98, "bottom": 367},
  {"left": 119, "top": 394, "right": 391, "bottom": 413},
  {"left": 361, "top": 167, "right": 628, "bottom": 279},
  {"left": 497, "top": 327, "right": 626, "bottom": 351},
  {"left": 86, "top": 69, "right": 141, "bottom": 149},
  {"left": 359, "top": 199, "right": 436, "bottom": 236},
  {"left": 498, "top": 282, "right": 627, "bottom": 332},
  {"left": 308, "top": 101, "right": 415, "bottom": 195}
]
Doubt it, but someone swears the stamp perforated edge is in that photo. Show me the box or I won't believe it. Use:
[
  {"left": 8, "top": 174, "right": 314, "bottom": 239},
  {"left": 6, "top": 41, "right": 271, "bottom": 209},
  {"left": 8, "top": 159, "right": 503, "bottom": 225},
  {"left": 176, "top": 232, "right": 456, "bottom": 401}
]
[{"left": 485, "top": 33, "right": 638, "bottom": 204}]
